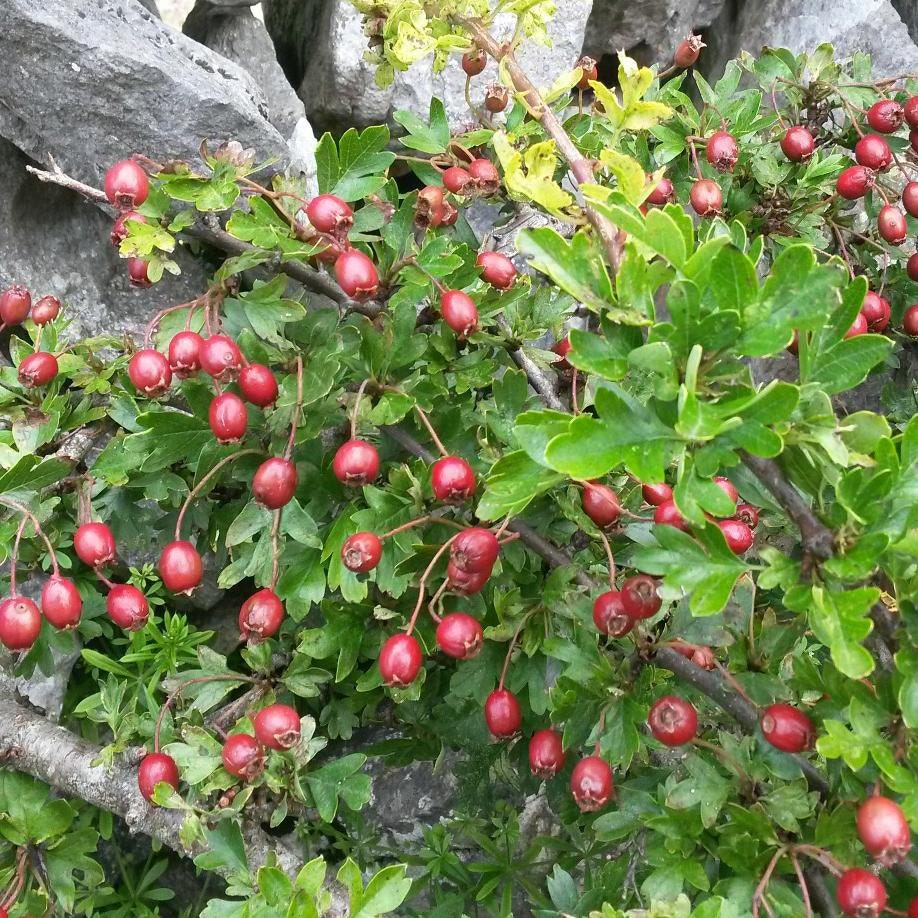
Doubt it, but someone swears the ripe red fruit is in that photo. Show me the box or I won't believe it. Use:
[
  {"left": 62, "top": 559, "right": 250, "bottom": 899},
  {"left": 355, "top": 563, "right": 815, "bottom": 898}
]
[
  {"left": 341, "top": 532, "right": 383, "bottom": 573},
  {"left": 237, "top": 364, "right": 278, "bottom": 407},
  {"left": 654, "top": 499, "right": 687, "bottom": 530},
  {"left": 781, "top": 125, "right": 815, "bottom": 161},
  {"left": 442, "top": 166, "right": 472, "bottom": 193},
  {"left": 0, "top": 597, "right": 42, "bottom": 650},
  {"left": 581, "top": 482, "right": 620, "bottom": 528},
  {"left": 867, "top": 99, "right": 903, "bottom": 133},
  {"left": 450, "top": 527, "right": 499, "bottom": 574},
  {"left": 909, "top": 896, "right": 918, "bottom": 918},
  {"left": 907, "top": 96, "right": 918, "bottom": 128},
  {"left": 221, "top": 733, "right": 265, "bottom": 781},
  {"left": 106, "top": 584, "right": 149, "bottom": 630},
  {"left": 29, "top": 295, "right": 60, "bottom": 326},
  {"left": 857, "top": 796, "right": 911, "bottom": 866},
  {"left": 137, "top": 752, "right": 179, "bottom": 803},
  {"left": 40, "top": 576, "right": 83, "bottom": 629},
  {"left": 379, "top": 633, "right": 423, "bottom": 686},
  {"left": 104, "top": 159, "right": 149, "bottom": 209},
  {"left": 158, "top": 540, "right": 203, "bottom": 595},
  {"left": 167, "top": 331, "right": 203, "bottom": 378},
  {"left": 904, "top": 304, "right": 918, "bottom": 336},
  {"left": 575, "top": 56, "right": 598, "bottom": 89},
  {"left": 127, "top": 257, "right": 152, "bottom": 288},
  {"left": 836, "top": 867, "right": 887, "bottom": 917},
  {"left": 861, "top": 291, "right": 891, "bottom": 333},
  {"left": 332, "top": 439, "right": 379, "bottom": 487},
  {"left": 878, "top": 205, "right": 908, "bottom": 245},
  {"left": 199, "top": 334, "right": 243, "bottom": 381},
  {"left": 461, "top": 48, "right": 486, "bottom": 76},
  {"left": 0, "top": 284, "right": 32, "bottom": 325},
  {"left": 734, "top": 503, "right": 760, "bottom": 528},
  {"left": 570, "top": 756, "right": 613, "bottom": 811},
  {"left": 705, "top": 130, "right": 739, "bottom": 172},
  {"left": 440, "top": 289, "right": 479, "bottom": 337},
  {"left": 648, "top": 695, "right": 698, "bottom": 746},
  {"left": 250, "top": 457, "right": 298, "bottom": 509},
  {"left": 621, "top": 574, "right": 662, "bottom": 620},
  {"left": 476, "top": 250, "right": 516, "bottom": 289},
  {"left": 910, "top": 253, "right": 918, "bottom": 282},
  {"left": 911, "top": 128, "right": 918, "bottom": 153},
  {"left": 673, "top": 34, "right": 704, "bottom": 68},
  {"left": 592, "top": 590, "right": 634, "bottom": 637},
  {"left": 646, "top": 176, "right": 675, "bottom": 206},
  {"left": 238, "top": 588, "right": 285, "bottom": 642},
  {"left": 253, "top": 703, "right": 301, "bottom": 750},
  {"left": 712, "top": 475, "right": 738, "bottom": 507},
  {"left": 110, "top": 210, "right": 147, "bottom": 246},
  {"left": 18, "top": 352, "right": 59, "bottom": 388},
  {"left": 529, "top": 729, "right": 565, "bottom": 778},
  {"left": 837, "top": 165, "right": 874, "bottom": 200},
  {"left": 689, "top": 179, "right": 722, "bottom": 216},
  {"left": 335, "top": 249, "right": 379, "bottom": 300},
  {"left": 435, "top": 612, "right": 484, "bottom": 659},
  {"left": 485, "top": 688, "right": 522, "bottom": 738},
  {"left": 467, "top": 158, "right": 500, "bottom": 191},
  {"left": 440, "top": 201, "right": 458, "bottom": 226},
  {"left": 306, "top": 194, "right": 353, "bottom": 234},
  {"left": 855, "top": 134, "right": 892, "bottom": 171},
  {"left": 718, "top": 518, "right": 754, "bottom": 554},
  {"left": 446, "top": 561, "right": 490, "bottom": 595},
  {"left": 128, "top": 349, "right": 172, "bottom": 397},
  {"left": 642, "top": 482, "right": 672, "bottom": 506},
  {"left": 761, "top": 703, "right": 814, "bottom": 752},
  {"left": 208, "top": 392, "right": 248, "bottom": 443},
  {"left": 74, "top": 522, "right": 116, "bottom": 567},
  {"left": 552, "top": 337, "right": 572, "bottom": 369},
  {"left": 431, "top": 456, "right": 476, "bottom": 503},
  {"left": 904, "top": 182, "right": 918, "bottom": 218},
  {"left": 846, "top": 312, "right": 869, "bottom": 338},
  {"left": 417, "top": 185, "right": 445, "bottom": 228}
]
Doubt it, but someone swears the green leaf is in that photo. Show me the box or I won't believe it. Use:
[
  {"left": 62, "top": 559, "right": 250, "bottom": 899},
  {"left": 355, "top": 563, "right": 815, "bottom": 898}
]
[
  {"left": 810, "top": 335, "right": 893, "bottom": 395},
  {"left": 477, "top": 450, "right": 564, "bottom": 520},
  {"left": 306, "top": 754, "right": 369, "bottom": 823},
  {"left": 194, "top": 821, "right": 249, "bottom": 878},
  {"left": 808, "top": 586, "right": 877, "bottom": 679},
  {"left": 351, "top": 865, "right": 411, "bottom": 918},
  {"left": 393, "top": 98, "right": 449, "bottom": 154},
  {"left": 567, "top": 328, "right": 628, "bottom": 379},
  {"left": 317, "top": 126, "right": 396, "bottom": 200}
]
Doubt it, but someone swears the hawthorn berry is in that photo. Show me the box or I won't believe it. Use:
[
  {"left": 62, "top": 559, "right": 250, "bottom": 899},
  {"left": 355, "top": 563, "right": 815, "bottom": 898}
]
[
  {"left": 416, "top": 185, "right": 445, "bottom": 228},
  {"left": 0, "top": 284, "right": 31, "bottom": 325},
  {"left": 199, "top": 334, "right": 243, "bottom": 381},
  {"left": 106, "top": 584, "right": 149, "bottom": 630},
  {"left": 440, "top": 289, "right": 479, "bottom": 337},
  {"left": 552, "top": 337, "right": 572, "bottom": 369},
  {"left": 333, "top": 439, "right": 379, "bottom": 486},
  {"left": 642, "top": 482, "right": 672, "bottom": 506},
  {"left": 467, "top": 158, "right": 501, "bottom": 192},
  {"left": 476, "top": 250, "right": 517, "bottom": 289},
  {"left": 238, "top": 364, "right": 278, "bottom": 407},
  {"left": 158, "top": 540, "right": 203, "bottom": 595},
  {"left": 30, "top": 295, "right": 60, "bottom": 326},
  {"left": 854, "top": 134, "right": 892, "bottom": 171},
  {"left": 621, "top": 574, "right": 662, "bottom": 620},
  {"left": 856, "top": 795, "right": 911, "bottom": 866},
  {"left": 461, "top": 48, "right": 486, "bottom": 76},
  {"left": 861, "top": 291, "right": 891, "bottom": 333},
  {"left": 689, "top": 179, "right": 722, "bottom": 216},
  {"left": 780, "top": 125, "right": 815, "bottom": 161},
  {"left": 903, "top": 182, "right": 918, "bottom": 218},
  {"left": 40, "top": 576, "right": 83, "bottom": 630},
  {"left": 673, "top": 34, "right": 704, "bottom": 68},
  {"left": 911, "top": 128, "right": 918, "bottom": 153},
  {"left": 718, "top": 518, "right": 754, "bottom": 554},
  {"left": 208, "top": 392, "right": 248, "bottom": 443},
  {"left": 341, "top": 532, "right": 383, "bottom": 573},
  {"left": 137, "top": 752, "right": 179, "bottom": 803},
  {"left": 379, "top": 633, "right": 423, "bottom": 686},
  {"left": 734, "top": 503, "right": 760, "bottom": 528},
  {"left": 904, "top": 304, "right": 918, "bottom": 336},
  {"left": 127, "top": 257, "right": 152, "bottom": 288},
  {"left": 435, "top": 612, "right": 484, "bottom": 659},
  {"left": 646, "top": 176, "right": 675, "bottom": 206},
  {"left": 111, "top": 209, "right": 147, "bottom": 245},
  {"left": 654, "top": 499, "right": 687, "bottom": 530},
  {"left": 18, "top": 352, "right": 59, "bottom": 388},
  {"left": 846, "top": 312, "right": 869, "bottom": 338},
  {"left": 238, "top": 588, "right": 285, "bottom": 642},
  {"left": 442, "top": 166, "right": 472, "bottom": 193},
  {"left": 581, "top": 481, "right": 620, "bottom": 528},
  {"left": 167, "top": 331, "right": 203, "bottom": 378},
  {"left": 104, "top": 159, "right": 149, "bottom": 208},
  {"left": 836, "top": 165, "right": 873, "bottom": 200},
  {"left": 306, "top": 194, "right": 353, "bottom": 234},
  {"left": 221, "top": 733, "right": 265, "bottom": 781},
  {"left": 529, "top": 729, "right": 565, "bottom": 778},
  {"left": 909, "top": 253, "right": 918, "bottom": 282},
  {"left": 128, "top": 349, "right": 172, "bottom": 397},
  {"left": 431, "top": 456, "right": 476, "bottom": 503},
  {"left": 484, "top": 83, "right": 509, "bottom": 113},
  {"left": 760, "top": 702, "right": 814, "bottom": 752},
  {"left": 0, "top": 596, "right": 42, "bottom": 650},
  {"left": 252, "top": 457, "right": 298, "bottom": 509},
  {"left": 910, "top": 896, "right": 918, "bottom": 918},
  {"left": 440, "top": 201, "right": 458, "bottom": 226},
  {"left": 836, "top": 867, "right": 887, "bottom": 918},
  {"left": 74, "top": 522, "right": 116, "bottom": 567},
  {"left": 253, "top": 703, "right": 301, "bottom": 750},
  {"left": 485, "top": 688, "right": 522, "bottom": 738},
  {"left": 334, "top": 249, "right": 379, "bottom": 300},
  {"left": 570, "top": 756, "right": 613, "bottom": 811},
  {"left": 575, "top": 56, "right": 598, "bottom": 89},
  {"left": 446, "top": 561, "right": 491, "bottom": 595},
  {"left": 648, "top": 695, "right": 698, "bottom": 746},
  {"left": 450, "top": 527, "right": 499, "bottom": 573},
  {"left": 877, "top": 205, "right": 907, "bottom": 245},
  {"left": 907, "top": 96, "right": 918, "bottom": 128},
  {"left": 711, "top": 475, "right": 739, "bottom": 507},
  {"left": 705, "top": 130, "right": 739, "bottom": 172},
  {"left": 867, "top": 98, "right": 903, "bottom": 133},
  {"left": 592, "top": 590, "right": 634, "bottom": 637}
]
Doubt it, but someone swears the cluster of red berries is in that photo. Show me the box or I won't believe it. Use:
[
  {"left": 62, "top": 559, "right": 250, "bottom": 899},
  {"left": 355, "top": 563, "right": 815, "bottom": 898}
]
[
  {"left": 1, "top": 283, "right": 63, "bottom": 388},
  {"left": 104, "top": 159, "right": 152, "bottom": 287}
]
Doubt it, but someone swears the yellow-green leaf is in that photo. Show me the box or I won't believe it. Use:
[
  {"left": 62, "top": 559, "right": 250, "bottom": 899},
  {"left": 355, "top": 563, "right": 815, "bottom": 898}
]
[
  {"left": 599, "top": 149, "right": 647, "bottom": 206},
  {"left": 492, "top": 132, "right": 573, "bottom": 215}
]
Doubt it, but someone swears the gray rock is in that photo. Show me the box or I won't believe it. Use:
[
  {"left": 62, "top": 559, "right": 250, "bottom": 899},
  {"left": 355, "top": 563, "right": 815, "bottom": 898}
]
[{"left": 890, "top": 0, "right": 918, "bottom": 47}]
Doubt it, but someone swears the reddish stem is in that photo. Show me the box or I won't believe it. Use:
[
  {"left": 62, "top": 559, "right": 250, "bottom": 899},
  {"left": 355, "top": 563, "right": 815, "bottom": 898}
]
[
  {"left": 0, "top": 498, "right": 61, "bottom": 578},
  {"left": 498, "top": 614, "right": 531, "bottom": 691},
  {"left": 412, "top": 404, "right": 449, "bottom": 458},
  {"left": 284, "top": 356, "right": 304, "bottom": 461},
  {"left": 270, "top": 509, "right": 283, "bottom": 590},
  {"left": 597, "top": 528, "right": 616, "bottom": 588},
  {"left": 381, "top": 515, "right": 464, "bottom": 540},
  {"left": 174, "top": 450, "right": 260, "bottom": 540},
  {"left": 8, "top": 517, "right": 27, "bottom": 596},
  {"left": 406, "top": 534, "right": 461, "bottom": 635}
]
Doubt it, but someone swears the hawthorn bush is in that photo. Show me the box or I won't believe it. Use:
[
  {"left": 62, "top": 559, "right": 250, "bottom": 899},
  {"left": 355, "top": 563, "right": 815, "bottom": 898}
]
[{"left": 0, "top": 2, "right": 917, "bottom": 916}]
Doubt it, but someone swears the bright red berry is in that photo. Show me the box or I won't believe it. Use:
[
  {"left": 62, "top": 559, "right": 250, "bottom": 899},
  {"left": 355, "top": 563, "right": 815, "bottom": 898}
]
[
  {"left": 158, "top": 540, "right": 203, "bottom": 595},
  {"left": 705, "top": 130, "right": 739, "bottom": 172},
  {"left": 734, "top": 503, "right": 760, "bottom": 528},
  {"left": 137, "top": 752, "right": 179, "bottom": 803},
  {"left": 575, "top": 56, "right": 598, "bottom": 89},
  {"left": 18, "top": 352, "right": 59, "bottom": 388},
  {"left": 673, "top": 34, "right": 704, "bottom": 68},
  {"left": 837, "top": 165, "right": 874, "bottom": 199},
  {"left": 127, "top": 257, "right": 152, "bottom": 288},
  {"left": 111, "top": 210, "right": 147, "bottom": 246},
  {"left": 836, "top": 867, "right": 887, "bottom": 917},
  {"left": 431, "top": 456, "right": 476, "bottom": 503},
  {"left": 252, "top": 457, "right": 298, "bottom": 509},
  {"left": 104, "top": 159, "right": 149, "bottom": 209},
  {"left": 442, "top": 166, "right": 472, "bottom": 193},
  {"left": 74, "top": 522, "right": 116, "bottom": 567},
  {"left": 106, "top": 584, "right": 149, "bottom": 630},
  {"left": 761, "top": 703, "right": 814, "bottom": 753},
  {"left": 718, "top": 518, "right": 754, "bottom": 554},
  {"left": 648, "top": 695, "right": 698, "bottom": 746},
  {"left": 529, "top": 729, "right": 565, "bottom": 778},
  {"left": 855, "top": 134, "right": 892, "bottom": 171},
  {"left": 910, "top": 254, "right": 918, "bottom": 282},
  {"left": 199, "top": 335, "right": 243, "bottom": 382},
  {"left": 476, "top": 250, "right": 516, "bottom": 289},
  {"left": 40, "top": 576, "right": 82, "bottom": 630},
  {"left": 570, "top": 756, "right": 613, "bottom": 811},
  {"left": 467, "top": 158, "right": 500, "bottom": 191},
  {"left": 435, "top": 612, "right": 484, "bottom": 659},
  {"left": 253, "top": 703, "right": 301, "bottom": 750},
  {"left": 903, "top": 181, "right": 918, "bottom": 218},
  {"left": 906, "top": 96, "right": 918, "bottom": 128},
  {"left": 238, "top": 588, "right": 285, "bottom": 642},
  {"left": 867, "top": 99, "right": 903, "bottom": 133},
  {"left": 846, "top": 312, "right": 869, "bottom": 338},
  {"left": 904, "top": 304, "right": 918, "bottom": 336},
  {"left": 208, "top": 392, "right": 248, "bottom": 443},
  {"left": 861, "top": 291, "right": 891, "bottom": 333},
  {"left": 129, "top": 349, "right": 172, "bottom": 397},
  {"left": 446, "top": 561, "right": 490, "bottom": 596},
  {"left": 909, "top": 896, "right": 918, "bottom": 918},
  {"left": 654, "top": 499, "right": 687, "bottom": 530},
  {"left": 592, "top": 590, "right": 634, "bottom": 637},
  {"left": 857, "top": 796, "right": 911, "bottom": 866},
  {"left": 462, "top": 48, "right": 486, "bottom": 76},
  {"left": 485, "top": 688, "right": 522, "bottom": 738},
  {"left": 341, "top": 532, "right": 382, "bottom": 573},
  {"left": 335, "top": 249, "right": 379, "bottom": 300},
  {"left": 221, "top": 733, "right": 265, "bottom": 781},
  {"left": 167, "top": 331, "right": 203, "bottom": 378},
  {"left": 689, "top": 179, "right": 722, "bottom": 216},
  {"left": 0, "top": 596, "right": 42, "bottom": 650},
  {"left": 781, "top": 125, "right": 815, "bottom": 161},
  {"left": 306, "top": 194, "right": 352, "bottom": 234},
  {"left": 440, "top": 289, "right": 479, "bottom": 337},
  {"left": 552, "top": 337, "right": 572, "bottom": 369},
  {"left": 621, "top": 574, "right": 662, "bottom": 620},
  {"left": 581, "top": 481, "right": 621, "bottom": 528},
  {"left": 642, "top": 482, "right": 672, "bottom": 506},
  {"left": 0, "top": 284, "right": 32, "bottom": 325},
  {"left": 878, "top": 205, "right": 907, "bottom": 244},
  {"left": 450, "top": 527, "right": 499, "bottom": 574},
  {"left": 30, "top": 295, "right": 60, "bottom": 326},
  {"left": 238, "top": 364, "right": 278, "bottom": 406},
  {"left": 646, "top": 176, "right": 675, "bottom": 206},
  {"left": 379, "top": 633, "right": 423, "bottom": 686},
  {"left": 333, "top": 439, "right": 380, "bottom": 486}
]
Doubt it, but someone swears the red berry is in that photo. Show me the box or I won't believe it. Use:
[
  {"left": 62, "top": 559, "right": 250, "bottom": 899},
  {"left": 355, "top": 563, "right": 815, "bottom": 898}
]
[
  {"left": 911, "top": 128, "right": 918, "bottom": 153},
  {"left": 910, "top": 253, "right": 918, "bottom": 282},
  {"left": 467, "top": 158, "right": 500, "bottom": 192},
  {"left": 861, "top": 292, "right": 891, "bottom": 333},
  {"left": 335, "top": 249, "right": 379, "bottom": 300},
  {"left": 417, "top": 185, "right": 445, "bottom": 227},
  {"left": 712, "top": 475, "right": 739, "bottom": 508},
  {"left": 484, "top": 83, "right": 509, "bottom": 112},
  {"left": 529, "top": 729, "right": 565, "bottom": 778},
  {"left": 238, "top": 588, "right": 285, "bottom": 642},
  {"left": 0, "top": 284, "right": 31, "bottom": 325},
  {"left": 40, "top": 576, "right": 82, "bottom": 629},
  {"left": 642, "top": 482, "right": 672, "bottom": 506},
  {"left": 435, "top": 612, "right": 484, "bottom": 659},
  {"left": 781, "top": 126, "right": 815, "bottom": 161},
  {"left": 878, "top": 205, "right": 908, "bottom": 245},
  {"left": 341, "top": 532, "right": 382, "bottom": 573},
  {"left": 442, "top": 166, "right": 472, "bottom": 194},
  {"left": 654, "top": 499, "right": 686, "bottom": 530},
  {"left": 836, "top": 867, "right": 887, "bottom": 918},
  {"left": 904, "top": 182, "right": 918, "bottom": 218},
  {"left": 199, "top": 335, "right": 243, "bottom": 382},
  {"left": 127, "top": 257, "right": 152, "bottom": 288},
  {"left": 904, "top": 304, "right": 918, "bottom": 336},
  {"left": 250, "top": 457, "right": 298, "bottom": 509},
  {"left": 592, "top": 590, "right": 634, "bottom": 637},
  {"left": 867, "top": 99, "right": 903, "bottom": 133},
  {"left": 837, "top": 165, "right": 874, "bottom": 200},
  {"left": 734, "top": 503, "right": 760, "bottom": 528},
  {"left": 106, "top": 584, "right": 149, "bottom": 630},
  {"left": 909, "top": 896, "right": 918, "bottom": 918},
  {"left": 648, "top": 695, "right": 698, "bottom": 746},
  {"left": 253, "top": 703, "right": 301, "bottom": 750},
  {"left": 440, "top": 289, "right": 479, "bottom": 337},
  {"left": 575, "top": 56, "right": 598, "bottom": 89},
  {"left": 476, "top": 251, "right": 516, "bottom": 289},
  {"left": 552, "top": 337, "right": 572, "bottom": 369},
  {"left": 462, "top": 48, "right": 486, "bottom": 76},
  {"left": 137, "top": 752, "right": 179, "bottom": 803},
  {"left": 705, "top": 130, "right": 739, "bottom": 172},
  {"left": 379, "top": 633, "right": 423, "bottom": 686},
  {"left": 0, "top": 596, "right": 42, "bottom": 650},
  {"left": 855, "top": 134, "right": 892, "bottom": 171},
  {"left": 485, "top": 688, "right": 522, "bottom": 738},
  {"left": 30, "top": 295, "right": 60, "bottom": 326},
  {"left": 581, "top": 482, "right": 621, "bottom": 528},
  {"left": 74, "top": 522, "right": 116, "bottom": 568},
  {"left": 621, "top": 574, "right": 662, "bottom": 620},
  {"left": 718, "top": 518, "right": 754, "bottom": 554},
  {"left": 111, "top": 210, "right": 147, "bottom": 246},
  {"left": 167, "top": 331, "right": 203, "bottom": 378},
  {"left": 906, "top": 96, "right": 918, "bottom": 128},
  {"left": 646, "top": 176, "right": 675, "bottom": 206},
  {"left": 104, "top": 159, "right": 149, "bottom": 209},
  {"left": 129, "top": 349, "right": 172, "bottom": 397},
  {"left": 208, "top": 392, "right": 248, "bottom": 443},
  {"left": 158, "top": 540, "right": 203, "bottom": 595},
  {"left": 761, "top": 703, "right": 814, "bottom": 752},
  {"left": 857, "top": 795, "right": 911, "bottom": 866},
  {"left": 333, "top": 439, "right": 380, "bottom": 486},
  {"left": 846, "top": 312, "right": 869, "bottom": 338},
  {"left": 570, "top": 755, "right": 613, "bottom": 811},
  {"left": 238, "top": 364, "right": 278, "bottom": 407},
  {"left": 450, "top": 527, "right": 499, "bottom": 574},
  {"left": 221, "top": 733, "right": 265, "bottom": 781},
  {"left": 431, "top": 456, "right": 476, "bottom": 503},
  {"left": 440, "top": 201, "right": 458, "bottom": 226},
  {"left": 446, "top": 561, "right": 490, "bottom": 596},
  {"left": 689, "top": 179, "right": 722, "bottom": 216},
  {"left": 18, "top": 351, "right": 59, "bottom": 388},
  {"left": 673, "top": 34, "right": 704, "bottom": 68},
  {"left": 306, "top": 194, "right": 353, "bottom": 234}
]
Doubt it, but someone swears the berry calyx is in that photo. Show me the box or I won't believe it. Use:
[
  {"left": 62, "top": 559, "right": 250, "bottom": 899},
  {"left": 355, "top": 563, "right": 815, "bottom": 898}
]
[
  {"left": 570, "top": 756, "right": 613, "bottom": 811},
  {"left": 252, "top": 457, "right": 298, "bottom": 509},
  {"left": 335, "top": 249, "right": 379, "bottom": 300},
  {"left": 443, "top": 166, "right": 472, "bottom": 193},
  {"left": 341, "top": 532, "right": 383, "bottom": 573},
  {"left": 760, "top": 703, "right": 814, "bottom": 752},
  {"left": 128, "top": 349, "right": 172, "bottom": 397},
  {"left": 854, "top": 134, "right": 892, "bottom": 171},
  {"left": 446, "top": 561, "right": 491, "bottom": 596},
  {"left": 416, "top": 185, "right": 445, "bottom": 228},
  {"left": 529, "top": 729, "right": 565, "bottom": 778},
  {"left": 18, "top": 352, "right": 59, "bottom": 388},
  {"left": 673, "top": 34, "right": 704, "bottom": 68},
  {"left": 431, "top": 456, "right": 476, "bottom": 503},
  {"left": 253, "top": 703, "right": 301, "bottom": 750},
  {"left": 877, "top": 205, "right": 907, "bottom": 244},
  {"left": 903, "top": 181, "right": 918, "bottom": 218},
  {"left": 836, "top": 867, "right": 887, "bottom": 918},
  {"left": 861, "top": 291, "right": 891, "bottom": 333},
  {"left": 467, "top": 158, "right": 500, "bottom": 192},
  {"left": 718, "top": 518, "right": 754, "bottom": 554},
  {"left": 0, "top": 284, "right": 32, "bottom": 325},
  {"left": 199, "top": 335, "right": 243, "bottom": 382},
  {"left": 332, "top": 439, "right": 379, "bottom": 487},
  {"left": 866, "top": 99, "right": 903, "bottom": 133},
  {"left": 127, "top": 257, "right": 152, "bottom": 288},
  {"left": 440, "top": 289, "right": 479, "bottom": 337},
  {"left": 476, "top": 250, "right": 517, "bottom": 289},
  {"left": 137, "top": 752, "right": 179, "bottom": 803},
  {"left": 158, "top": 540, "right": 203, "bottom": 595},
  {"left": 239, "top": 588, "right": 285, "bottom": 642},
  {"left": 306, "top": 194, "right": 353, "bottom": 234},
  {"left": 836, "top": 165, "right": 873, "bottom": 199},
  {"left": 221, "top": 733, "right": 265, "bottom": 781},
  {"left": 689, "top": 179, "right": 722, "bottom": 216},
  {"left": 104, "top": 159, "right": 149, "bottom": 209},
  {"left": 904, "top": 304, "right": 918, "bottom": 336},
  {"left": 40, "top": 576, "right": 83, "bottom": 630},
  {"left": 642, "top": 482, "right": 672, "bottom": 506},
  {"left": 575, "top": 56, "right": 598, "bottom": 89},
  {"left": 31, "top": 295, "right": 60, "bottom": 325},
  {"left": 450, "top": 527, "right": 499, "bottom": 573},
  {"left": 238, "top": 364, "right": 278, "bottom": 407},
  {"left": 379, "top": 633, "right": 423, "bottom": 686},
  {"left": 592, "top": 590, "right": 634, "bottom": 637},
  {"left": 111, "top": 210, "right": 147, "bottom": 246},
  {"left": 621, "top": 574, "right": 662, "bottom": 620},
  {"left": 435, "top": 612, "right": 484, "bottom": 659},
  {"left": 734, "top": 503, "right": 760, "bottom": 528},
  {"left": 167, "top": 331, "right": 204, "bottom": 378},
  {"left": 781, "top": 125, "right": 815, "bottom": 161},
  {"left": 106, "top": 584, "right": 149, "bottom": 630},
  {"left": 208, "top": 392, "right": 248, "bottom": 444},
  {"left": 461, "top": 48, "right": 486, "bottom": 76},
  {"left": 581, "top": 481, "right": 621, "bottom": 528},
  {"left": 0, "top": 596, "right": 42, "bottom": 650},
  {"left": 74, "top": 522, "right": 116, "bottom": 568},
  {"left": 485, "top": 688, "right": 522, "bottom": 738},
  {"left": 856, "top": 795, "right": 911, "bottom": 866},
  {"left": 648, "top": 695, "right": 698, "bottom": 746},
  {"left": 646, "top": 176, "right": 675, "bottom": 206},
  {"left": 654, "top": 499, "right": 687, "bottom": 530},
  {"left": 705, "top": 130, "right": 739, "bottom": 172}
]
